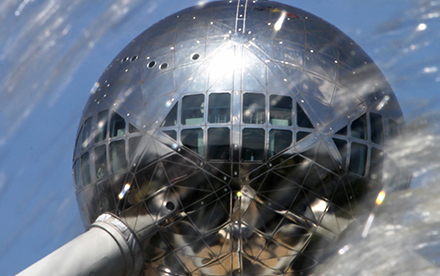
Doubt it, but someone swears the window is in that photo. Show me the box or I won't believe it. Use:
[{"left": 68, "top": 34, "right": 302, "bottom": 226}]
[
  {"left": 182, "top": 94, "right": 204, "bottom": 125},
  {"left": 81, "top": 117, "right": 92, "bottom": 150},
  {"left": 208, "top": 128, "right": 230, "bottom": 160},
  {"left": 95, "top": 110, "right": 109, "bottom": 143},
  {"left": 297, "top": 103, "right": 313, "bottom": 128},
  {"left": 208, "top": 93, "right": 230, "bottom": 123},
  {"left": 333, "top": 138, "right": 347, "bottom": 166},
  {"left": 163, "top": 130, "right": 177, "bottom": 140},
  {"left": 349, "top": 142, "right": 368, "bottom": 176},
  {"left": 243, "top": 93, "right": 265, "bottom": 124},
  {"left": 161, "top": 104, "right": 178, "bottom": 127},
  {"left": 75, "top": 125, "right": 84, "bottom": 156},
  {"left": 81, "top": 152, "right": 92, "bottom": 186},
  {"left": 74, "top": 160, "right": 82, "bottom": 189},
  {"left": 181, "top": 128, "right": 204, "bottom": 156},
  {"left": 270, "top": 95, "right": 292, "bottom": 126},
  {"left": 269, "top": 130, "right": 292, "bottom": 157},
  {"left": 129, "top": 123, "right": 140, "bottom": 133},
  {"left": 351, "top": 114, "right": 367, "bottom": 140},
  {"left": 110, "top": 140, "right": 127, "bottom": 173},
  {"left": 370, "top": 113, "right": 383, "bottom": 145},
  {"left": 95, "top": 145, "right": 108, "bottom": 180},
  {"left": 242, "top": 128, "right": 265, "bottom": 161},
  {"left": 110, "top": 113, "right": 126, "bottom": 138},
  {"left": 296, "top": 131, "right": 310, "bottom": 142}
]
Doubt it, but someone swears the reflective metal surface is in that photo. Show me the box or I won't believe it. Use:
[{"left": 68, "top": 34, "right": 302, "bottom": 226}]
[{"left": 73, "top": 0, "right": 409, "bottom": 275}]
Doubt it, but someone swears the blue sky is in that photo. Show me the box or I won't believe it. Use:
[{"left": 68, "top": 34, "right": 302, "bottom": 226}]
[{"left": 0, "top": 0, "right": 439, "bottom": 275}]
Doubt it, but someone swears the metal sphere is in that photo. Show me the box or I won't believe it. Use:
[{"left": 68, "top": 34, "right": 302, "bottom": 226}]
[{"left": 73, "top": 1, "right": 406, "bottom": 275}]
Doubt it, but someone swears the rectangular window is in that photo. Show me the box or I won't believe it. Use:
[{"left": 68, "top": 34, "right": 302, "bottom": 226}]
[
  {"left": 110, "top": 113, "right": 126, "bottom": 138},
  {"left": 163, "top": 130, "right": 177, "bottom": 140},
  {"left": 208, "top": 128, "right": 230, "bottom": 160},
  {"left": 208, "top": 93, "right": 230, "bottom": 123},
  {"left": 110, "top": 140, "right": 127, "bottom": 173},
  {"left": 95, "top": 110, "right": 109, "bottom": 143},
  {"left": 349, "top": 142, "right": 368, "bottom": 176},
  {"left": 95, "top": 145, "right": 108, "bottom": 180},
  {"left": 75, "top": 126, "right": 84, "bottom": 156},
  {"left": 242, "top": 128, "right": 265, "bottom": 161},
  {"left": 370, "top": 113, "right": 384, "bottom": 145},
  {"left": 81, "top": 117, "right": 92, "bottom": 150},
  {"left": 182, "top": 94, "right": 204, "bottom": 125},
  {"left": 181, "top": 128, "right": 204, "bottom": 156},
  {"left": 161, "top": 103, "right": 177, "bottom": 127},
  {"left": 243, "top": 93, "right": 265, "bottom": 124},
  {"left": 74, "top": 159, "right": 82, "bottom": 189},
  {"left": 351, "top": 114, "right": 367, "bottom": 140},
  {"left": 269, "top": 129, "right": 292, "bottom": 158},
  {"left": 270, "top": 95, "right": 292, "bottom": 126},
  {"left": 81, "top": 152, "right": 92, "bottom": 186}
]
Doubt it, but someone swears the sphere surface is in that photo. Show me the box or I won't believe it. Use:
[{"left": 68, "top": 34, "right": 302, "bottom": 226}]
[{"left": 73, "top": 1, "right": 406, "bottom": 275}]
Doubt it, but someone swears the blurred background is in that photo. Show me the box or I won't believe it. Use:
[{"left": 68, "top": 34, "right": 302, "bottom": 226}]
[{"left": 0, "top": 0, "right": 439, "bottom": 275}]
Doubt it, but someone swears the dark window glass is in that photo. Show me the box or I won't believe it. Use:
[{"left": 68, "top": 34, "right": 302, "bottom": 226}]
[
  {"left": 349, "top": 142, "right": 368, "bottom": 176},
  {"left": 75, "top": 125, "right": 84, "bottom": 156},
  {"left": 270, "top": 95, "right": 292, "bottom": 126},
  {"left": 74, "top": 159, "right": 82, "bottom": 189},
  {"left": 95, "top": 110, "right": 109, "bottom": 143},
  {"left": 297, "top": 103, "right": 313, "bottom": 128},
  {"left": 129, "top": 136, "right": 142, "bottom": 161},
  {"left": 208, "top": 93, "right": 230, "bottom": 123},
  {"left": 269, "top": 129, "right": 292, "bottom": 157},
  {"left": 110, "top": 113, "right": 126, "bottom": 138},
  {"left": 333, "top": 138, "right": 347, "bottom": 167},
  {"left": 243, "top": 93, "right": 265, "bottom": 124},
  {"left": 110, "top": 140, "right": 127, "bottom": 173},
  {"left": 370, "top": 113, "right": 384, "bottom": 145},
  {"left": 182, "top": 94, "right": 204, "bottom": 125},
  {"left": 208, "top": 128, "right": 230, "bottom": 160},
  {"left": 242, "top": 128, "right": 265, "bottom": 161},
  {"left": 296, "top": 131, "right": 310, "bottom": 142},
  {"left": 351, "top": 114, "right": 367, "bottom": 140},
  {"left": 181, "top": 128, "right": 204, "bottom": 156},
  {"left": 81, "top": 117, "right": 93, "bottom": 150},
  {"left": 163, "top": 130, "right": 177, "bottom": 140},
  {"left": 389, "top": 119, "right": 399, "bottom": 138},
  {"left": 335, "top": 126, "right": 347, "bottom": 136},
  {"left": 81, "top": 152, "right": 92, "bottom": 186},
  {"left": 129, "top": 123, "right": 140, "bottom": 133},
  {"left": 161, "top": 103, "right": 178, "bottom": 127},
  {"left": 95, "top": 145, "right": 108, "bottom": 180},
  {"left": 369, "top": 147, "right": 384, "bottom": 180}
]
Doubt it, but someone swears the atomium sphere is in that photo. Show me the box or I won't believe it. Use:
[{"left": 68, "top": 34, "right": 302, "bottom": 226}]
[{"left": 73, "top": 1, "right": 407, "bottom": 275}]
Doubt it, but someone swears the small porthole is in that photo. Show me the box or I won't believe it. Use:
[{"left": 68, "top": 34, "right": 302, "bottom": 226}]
[
  {"left": 121, "top": 56, "right": 130, "bottom": 63},
  {"left": 147, "top": 61, "right": 156, "bottom": 68},
  {"left": 166, "top": 201, "right": 175, "bottom": 210},
  {"left": 191, "top": 53, "right": 200, "bottom": 60},
  {"left": 130, "top": 55, "right": 138, "bottom": 62},
  {"left": 160, "top": 63, "right": 168, "bottom": 70}
]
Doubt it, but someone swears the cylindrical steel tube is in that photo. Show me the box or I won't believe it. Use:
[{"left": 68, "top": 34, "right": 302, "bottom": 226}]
[{"left": 17, "top": 214, "right": 143, "bottom": 276}]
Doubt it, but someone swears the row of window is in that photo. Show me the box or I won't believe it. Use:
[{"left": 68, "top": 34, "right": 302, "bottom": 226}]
[
  {"left": 161, "top": 93, "right": 312, "bottom": 128},
  {"left": 74, "top": 110, "right": 142, "bottom": 189}
]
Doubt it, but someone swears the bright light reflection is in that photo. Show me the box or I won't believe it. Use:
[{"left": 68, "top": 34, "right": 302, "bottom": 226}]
[
  {"left": 376, "top": 191, "right": 386, "bottom": 205},
  {"left": 209, "top": 47, "right": 243, "bottom": 77},
  {"left": 274, "top": 11, "right": 287, "bottom": 31},
  {"left": 417, "top": 23, "right": 427, "bottom": 31},
  {"left": 118, "top": 183, "right": 131, "bottom": 200}
]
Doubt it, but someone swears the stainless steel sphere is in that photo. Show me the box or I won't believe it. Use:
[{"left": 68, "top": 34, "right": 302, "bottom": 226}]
[{"left": 73, "top": 1, "right": 407, "bottom": 275}]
